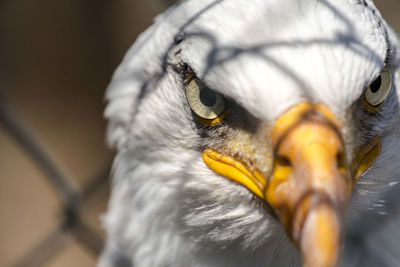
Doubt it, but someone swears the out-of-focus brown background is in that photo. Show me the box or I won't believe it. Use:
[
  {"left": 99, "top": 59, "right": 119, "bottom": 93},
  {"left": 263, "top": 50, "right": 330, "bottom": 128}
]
[{"left": 0, "top": 1, "right": 399, "bottom": 266}]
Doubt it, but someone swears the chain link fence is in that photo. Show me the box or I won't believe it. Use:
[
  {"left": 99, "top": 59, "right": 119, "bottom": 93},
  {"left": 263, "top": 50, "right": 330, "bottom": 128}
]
[
  {"left": 0, "top": 96, "right": 111, "bottom": 267},
  {"left": 0, "top": 1, "right": 178, "bottom": 266}
]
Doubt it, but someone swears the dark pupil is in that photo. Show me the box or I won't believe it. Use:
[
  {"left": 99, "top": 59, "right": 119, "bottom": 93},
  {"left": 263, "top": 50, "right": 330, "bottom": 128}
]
[
  {"left": 370, "top": 75, "right": 382, "bottom": 93},
  {"left": 200, "top": 87, "right": 217, "bottom": 107}
]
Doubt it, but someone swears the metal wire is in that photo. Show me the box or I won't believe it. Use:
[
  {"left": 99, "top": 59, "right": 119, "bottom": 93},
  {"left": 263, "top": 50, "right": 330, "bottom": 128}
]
[
  {"left": 0, "top": 2, "right": 175, "bottom": 265},
  {"left": 0, "top": 95, "right": 111, "bottom": 267}
]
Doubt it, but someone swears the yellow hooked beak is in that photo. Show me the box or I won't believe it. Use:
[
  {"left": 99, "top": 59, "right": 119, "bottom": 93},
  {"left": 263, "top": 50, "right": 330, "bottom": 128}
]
[
  {"left": 202, "top": 102, "right": 379, "bottom": 267},
  {"left": 267, "top": 102, "right": 351, "bottom": 267}
]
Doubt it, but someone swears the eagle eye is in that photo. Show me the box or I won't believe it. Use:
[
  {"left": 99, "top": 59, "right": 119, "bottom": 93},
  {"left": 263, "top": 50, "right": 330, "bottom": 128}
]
[
  {"left": 364, "top": 66, "right": 392, "bottom": 107},
  {"left": 186, "top": 78, "right": 226, "bottom": 121}
]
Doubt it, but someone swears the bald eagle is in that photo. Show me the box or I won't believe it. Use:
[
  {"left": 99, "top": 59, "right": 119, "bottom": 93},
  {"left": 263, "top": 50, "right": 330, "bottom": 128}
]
[{"left": 99, "top": 0, "right": 400, "bottom": 266}]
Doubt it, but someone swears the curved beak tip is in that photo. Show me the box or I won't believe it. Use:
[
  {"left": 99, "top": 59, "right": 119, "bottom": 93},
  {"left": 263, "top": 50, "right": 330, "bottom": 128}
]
[{"left": 298, "top": 204, "right": 341, "bottom": 267}]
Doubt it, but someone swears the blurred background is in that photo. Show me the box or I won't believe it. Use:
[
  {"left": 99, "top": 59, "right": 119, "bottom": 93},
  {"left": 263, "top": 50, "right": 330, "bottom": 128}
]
[{"left": 0, "top": 0, "right": 399, "bottom": 266}]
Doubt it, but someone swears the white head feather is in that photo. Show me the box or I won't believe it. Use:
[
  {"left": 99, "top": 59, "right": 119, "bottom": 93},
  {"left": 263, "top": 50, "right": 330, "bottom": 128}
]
[{"left": 100, "top": 1, "right": 400, "bottom": 266}]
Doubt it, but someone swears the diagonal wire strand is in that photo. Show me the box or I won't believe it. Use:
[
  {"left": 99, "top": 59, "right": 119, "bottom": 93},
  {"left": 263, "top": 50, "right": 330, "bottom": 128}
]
[
  {"left": 8, "top": 229, "right": 69, "bottom": 267},
  {"left": 0, "top": 96, "right": 79, "bottom": 205},
  {"left": 0, "top": 94, "right": 110, "bottom": 266}
]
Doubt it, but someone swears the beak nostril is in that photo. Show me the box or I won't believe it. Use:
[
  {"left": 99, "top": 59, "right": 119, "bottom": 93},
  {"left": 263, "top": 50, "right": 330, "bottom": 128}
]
[
  {"left": 336, "top": 151, "right": 346, "bottom": 170},
  {"left": 276, "top": 155, "right": 292, "bottom": 167}
]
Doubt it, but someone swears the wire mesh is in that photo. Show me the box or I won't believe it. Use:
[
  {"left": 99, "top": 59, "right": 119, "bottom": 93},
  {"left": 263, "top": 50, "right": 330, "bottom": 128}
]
[
  {"left": 0, "top": 1, "right": 178, "bottom": 266},
  {"left": 0, "top": 95, "right": 111, "bottom": 267}
]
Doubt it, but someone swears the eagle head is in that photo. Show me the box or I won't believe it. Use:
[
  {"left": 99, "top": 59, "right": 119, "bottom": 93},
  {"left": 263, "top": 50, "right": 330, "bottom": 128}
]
[{"left": 100, "top": 1, "right": 400, "bottom": 266}]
